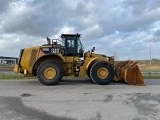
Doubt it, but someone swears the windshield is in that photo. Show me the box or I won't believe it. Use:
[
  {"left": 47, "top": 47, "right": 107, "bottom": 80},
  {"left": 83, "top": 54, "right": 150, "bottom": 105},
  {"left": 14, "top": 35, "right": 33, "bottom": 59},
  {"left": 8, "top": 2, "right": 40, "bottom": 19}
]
[{"left": 77, "top": 37, "right": 84, "bottom": 54}]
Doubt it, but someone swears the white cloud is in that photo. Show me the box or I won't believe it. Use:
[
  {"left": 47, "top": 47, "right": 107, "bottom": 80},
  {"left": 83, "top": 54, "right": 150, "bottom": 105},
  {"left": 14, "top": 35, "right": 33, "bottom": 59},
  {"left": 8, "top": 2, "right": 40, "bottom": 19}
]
[{"left": 0, "top": 0, "right": 160, "bottom": 60}]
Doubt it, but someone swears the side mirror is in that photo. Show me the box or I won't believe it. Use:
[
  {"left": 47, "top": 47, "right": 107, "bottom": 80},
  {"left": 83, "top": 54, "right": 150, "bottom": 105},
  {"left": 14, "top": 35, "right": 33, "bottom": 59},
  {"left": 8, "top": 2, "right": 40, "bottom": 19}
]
[{"left": 91, "top": 47, "right": 95, "bottom": 52}]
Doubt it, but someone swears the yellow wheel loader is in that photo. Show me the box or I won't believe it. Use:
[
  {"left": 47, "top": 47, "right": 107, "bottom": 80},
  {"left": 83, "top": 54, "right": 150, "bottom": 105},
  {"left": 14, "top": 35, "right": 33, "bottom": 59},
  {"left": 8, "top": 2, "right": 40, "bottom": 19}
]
[{"left": 14, "top": 33, "right": 144, "bottom": 86}]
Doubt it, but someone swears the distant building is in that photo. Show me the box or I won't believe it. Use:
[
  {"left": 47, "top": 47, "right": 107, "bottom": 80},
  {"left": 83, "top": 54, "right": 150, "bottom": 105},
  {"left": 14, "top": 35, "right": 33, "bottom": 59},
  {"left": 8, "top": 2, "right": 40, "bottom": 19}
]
[{"left": 0, "top": 56, "right": 18, "bottom": 65}]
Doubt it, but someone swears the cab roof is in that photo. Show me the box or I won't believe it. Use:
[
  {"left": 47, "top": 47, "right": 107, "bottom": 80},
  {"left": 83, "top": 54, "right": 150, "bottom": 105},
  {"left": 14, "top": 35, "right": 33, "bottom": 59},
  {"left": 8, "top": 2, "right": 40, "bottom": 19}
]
[{"left": 61, "top": 33, "right": 81, "bottom": 37}]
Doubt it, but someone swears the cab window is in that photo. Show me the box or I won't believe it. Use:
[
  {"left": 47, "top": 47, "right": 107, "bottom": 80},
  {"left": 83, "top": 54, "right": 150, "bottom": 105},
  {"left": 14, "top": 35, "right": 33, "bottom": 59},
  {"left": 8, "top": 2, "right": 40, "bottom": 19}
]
[{"left": 65, "top": 36, "right": 75, "bottom": 48}]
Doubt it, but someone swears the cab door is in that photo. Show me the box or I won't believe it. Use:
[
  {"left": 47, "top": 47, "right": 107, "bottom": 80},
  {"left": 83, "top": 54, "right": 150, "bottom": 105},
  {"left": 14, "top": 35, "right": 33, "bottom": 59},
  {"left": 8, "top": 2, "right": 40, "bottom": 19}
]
[{"left": 65, "top": 36, "right": 77, "bottom": 56}]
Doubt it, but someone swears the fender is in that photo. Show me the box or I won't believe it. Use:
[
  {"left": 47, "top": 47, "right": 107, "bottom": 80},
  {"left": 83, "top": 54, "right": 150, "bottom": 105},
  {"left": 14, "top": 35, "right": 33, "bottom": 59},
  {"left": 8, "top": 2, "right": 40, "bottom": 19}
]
[
  {"left": 79, "top": 57, "right": 107, "bottom": 77},
  {"left": 85, "top": 57, "right": 107, "bottom": 70},
  {"left": 32, "top": 54, "right": 65, "bottom": 72}
]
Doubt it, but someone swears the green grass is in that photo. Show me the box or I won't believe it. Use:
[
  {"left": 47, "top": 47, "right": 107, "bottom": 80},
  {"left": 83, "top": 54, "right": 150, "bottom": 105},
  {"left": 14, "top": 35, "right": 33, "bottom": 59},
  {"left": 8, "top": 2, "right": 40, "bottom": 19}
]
[
  {"left": 0, "top": 74, "right": 36, "bottom": 79},
  {"left": 142, "top": 74, "right": 160, "bottom": 79}
]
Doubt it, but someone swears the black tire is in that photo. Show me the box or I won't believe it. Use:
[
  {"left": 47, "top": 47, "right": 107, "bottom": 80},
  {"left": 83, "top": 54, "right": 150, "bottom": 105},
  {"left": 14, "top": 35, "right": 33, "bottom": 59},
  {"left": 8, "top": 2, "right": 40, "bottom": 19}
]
[
  {"left": 87, "top": 64, "right": 93, "bottom": 79},
  {"left": 37, "top": 60, "right": 63, "bottom": 85},
  {"left": 87, "top": 70, "right": 91, "bottom": 79},
  {"left": 90, "top": 61, "right": 114, "bottom": 85}
]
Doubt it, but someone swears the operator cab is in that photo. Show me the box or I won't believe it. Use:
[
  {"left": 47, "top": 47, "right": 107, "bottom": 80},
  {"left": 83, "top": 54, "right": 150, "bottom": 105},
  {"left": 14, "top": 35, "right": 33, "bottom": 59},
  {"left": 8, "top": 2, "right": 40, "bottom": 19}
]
[{"left": 61, "top": 33, "right": 84, "bottom": 57}]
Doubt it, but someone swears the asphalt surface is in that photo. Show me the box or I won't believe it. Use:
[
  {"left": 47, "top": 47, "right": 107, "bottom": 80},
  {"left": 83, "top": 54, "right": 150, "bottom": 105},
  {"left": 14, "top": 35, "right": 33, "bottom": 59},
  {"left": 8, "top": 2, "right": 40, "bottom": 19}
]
[{"left": 0, "top": 79, "right": 160, "bottom": 120}]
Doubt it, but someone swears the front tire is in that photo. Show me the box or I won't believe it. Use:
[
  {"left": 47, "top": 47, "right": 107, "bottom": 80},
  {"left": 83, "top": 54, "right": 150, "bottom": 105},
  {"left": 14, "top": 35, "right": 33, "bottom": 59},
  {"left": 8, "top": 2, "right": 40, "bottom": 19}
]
[
  {"left": 37, "top": 60, "right": 63, "bottom": 85},
  {"left": 90, "top": 61, "right": 114, "bottom": 85}
]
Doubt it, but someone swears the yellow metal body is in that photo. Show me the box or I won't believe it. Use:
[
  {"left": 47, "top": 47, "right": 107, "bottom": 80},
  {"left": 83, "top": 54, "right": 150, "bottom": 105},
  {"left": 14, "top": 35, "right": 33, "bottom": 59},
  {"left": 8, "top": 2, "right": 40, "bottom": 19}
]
[{"left": 14, "top": 45, "right": 114, "bottom": 78}]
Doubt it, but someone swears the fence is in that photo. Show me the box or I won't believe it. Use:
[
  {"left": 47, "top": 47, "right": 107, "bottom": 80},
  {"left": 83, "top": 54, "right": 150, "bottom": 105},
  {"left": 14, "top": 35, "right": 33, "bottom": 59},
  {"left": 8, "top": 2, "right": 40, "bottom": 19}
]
[{"left": 142, "top": 72, "right": 160, "bottom": 77}]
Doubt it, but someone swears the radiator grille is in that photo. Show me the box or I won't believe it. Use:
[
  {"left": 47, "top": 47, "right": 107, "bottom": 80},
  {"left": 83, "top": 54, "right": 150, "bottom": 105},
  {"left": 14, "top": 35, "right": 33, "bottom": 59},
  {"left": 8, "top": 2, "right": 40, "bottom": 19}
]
[{"left": 29, "top": 49, "right": 38, "bottom": 67}]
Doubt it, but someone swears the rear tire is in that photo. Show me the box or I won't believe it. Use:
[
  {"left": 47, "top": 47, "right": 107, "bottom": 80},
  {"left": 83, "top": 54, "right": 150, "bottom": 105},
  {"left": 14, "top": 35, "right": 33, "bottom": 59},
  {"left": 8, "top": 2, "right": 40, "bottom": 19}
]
[
  {"left": 37, "top": 60, "right": 63, "bottom": 85},
  {"left": 87, "top": 70, "right": 91, "bottom": 79},
  {"left": 90, "top": 61, "right": 114, "bottom": 85}
]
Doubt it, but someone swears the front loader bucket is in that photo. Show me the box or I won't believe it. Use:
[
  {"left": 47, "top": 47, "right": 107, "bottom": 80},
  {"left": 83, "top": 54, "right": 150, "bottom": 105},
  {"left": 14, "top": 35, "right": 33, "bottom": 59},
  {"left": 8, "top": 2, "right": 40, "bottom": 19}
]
[{"left": 114, "top": 61, "right": 144, "bottom": 86}]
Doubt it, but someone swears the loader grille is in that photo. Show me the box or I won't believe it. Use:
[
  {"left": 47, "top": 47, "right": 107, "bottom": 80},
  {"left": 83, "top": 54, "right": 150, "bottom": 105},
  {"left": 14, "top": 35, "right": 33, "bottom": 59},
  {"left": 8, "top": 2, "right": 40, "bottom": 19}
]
[
  {"left": 29, "top": 49, "right": 38, "bottom": 67},
  {"left": 18, "top": 49, "right": 24, "bottom": 66}
]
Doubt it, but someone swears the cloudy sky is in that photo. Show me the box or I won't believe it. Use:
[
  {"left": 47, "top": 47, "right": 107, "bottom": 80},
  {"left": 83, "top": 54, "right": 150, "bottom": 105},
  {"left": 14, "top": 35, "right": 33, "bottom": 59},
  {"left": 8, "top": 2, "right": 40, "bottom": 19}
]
[{"left": 0, "top": 0, "right": 160, "bottom": 60}]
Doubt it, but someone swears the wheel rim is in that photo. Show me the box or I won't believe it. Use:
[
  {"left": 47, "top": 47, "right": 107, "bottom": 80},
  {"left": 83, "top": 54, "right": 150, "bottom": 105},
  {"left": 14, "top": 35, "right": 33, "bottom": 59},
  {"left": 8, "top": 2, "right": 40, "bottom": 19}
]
[
  {"left": 97, "top": 67, "right": 109, "bottom": 79},
  {"left": 43, "top": 67, "right": 56, "bottom": 80}
]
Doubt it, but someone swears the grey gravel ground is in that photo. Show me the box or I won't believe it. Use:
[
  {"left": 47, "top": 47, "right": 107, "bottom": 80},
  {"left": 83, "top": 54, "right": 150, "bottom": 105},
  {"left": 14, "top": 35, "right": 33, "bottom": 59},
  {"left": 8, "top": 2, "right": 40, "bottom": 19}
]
[{"left": 0, "top": 79, "right": 160, "bottom": 120}]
